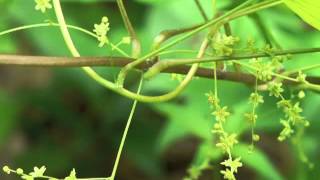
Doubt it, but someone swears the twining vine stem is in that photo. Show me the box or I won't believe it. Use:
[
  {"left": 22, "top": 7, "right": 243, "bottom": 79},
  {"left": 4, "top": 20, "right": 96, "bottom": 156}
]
[
  {"left": 50, "top": 0, "right": 212, "bottom": 103},
  {"left": 2, "top": 0, "right": 297, "bottom": 103},
  {"left": 115, "top": 0, "right": 281, "bottom": 87}
]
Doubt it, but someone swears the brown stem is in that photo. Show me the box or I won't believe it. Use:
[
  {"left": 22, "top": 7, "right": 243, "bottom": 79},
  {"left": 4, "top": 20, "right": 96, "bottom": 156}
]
[{"left": 0, "top": 54, "right": 319, "bottom": 87}]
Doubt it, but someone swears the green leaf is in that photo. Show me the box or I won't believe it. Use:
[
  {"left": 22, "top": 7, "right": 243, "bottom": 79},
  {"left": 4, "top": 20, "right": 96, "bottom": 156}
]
[{"left": 283, "top": 0, "right": 320, "bottom": 30}]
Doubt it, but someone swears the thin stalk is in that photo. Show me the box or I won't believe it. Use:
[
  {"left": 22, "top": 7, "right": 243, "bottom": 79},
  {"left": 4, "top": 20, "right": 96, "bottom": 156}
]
[
  {"left": 0, "top": 22, "right": 129, "bottom": 57},
  {"left": 284, "top": 64, "right": 320, "bottom": 75},
  {"left": 116, "top": 0, "right": 141, "bottom": 58},
  {"left": 194, "top": 0, "right": 209, "bottom": 21},
  {"left": 110, "top": 77, "right": 143, "bottom": 179},
  {"left": 229, "top": 0, "right": 282, "bottom": 20},
  {"left": 234, "top": 61, "right": 320, "bottom": 91}
]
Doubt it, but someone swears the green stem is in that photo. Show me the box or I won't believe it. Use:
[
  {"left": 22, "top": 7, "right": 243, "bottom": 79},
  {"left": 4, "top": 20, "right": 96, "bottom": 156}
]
[
  {"left": 284, "top": 63, "right": 320, "bottom": 75},
  {"left": 229, "top": 0, "right": 283, "bottom": 20},
  {"left": 110, "top": 77, "right": 143, "bottom": 179},
  {"left": 234, "top": 61, "right": 320, "bottom": 91},
  {"left": 144, "top": 47, "right": 320, "bottom": 79},
  {"left": 152, "top": 24, "right": 202, "bottom": 50},
  {"left": 157, "top": 49, "right": 213, "bottom": 56},
  {"left": 0, "top": 22, "right": 129, "bottom": 57},
  {"left": 116, "top": 0, "right": 141, "bottom": 58},
  {"left": 212, "top": 0, "right": 216, "bottom": 13},
  {"left": 194, "top": 0, "right": 209, "bottom": 21}
]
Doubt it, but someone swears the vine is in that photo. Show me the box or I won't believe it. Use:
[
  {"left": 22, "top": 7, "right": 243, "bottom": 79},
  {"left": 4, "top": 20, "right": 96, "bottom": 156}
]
[{"left": 1, "top": 0, "right": 320, "bottom": 180}]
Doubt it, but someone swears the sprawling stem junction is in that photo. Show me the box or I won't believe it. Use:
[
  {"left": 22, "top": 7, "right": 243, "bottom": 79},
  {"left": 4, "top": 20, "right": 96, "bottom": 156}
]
[
  {"left": 2, "top": 0, "right": 320, "bottom": 180},
  {"left": 116, "top": 0, "right": 279, "bottom": 87}
]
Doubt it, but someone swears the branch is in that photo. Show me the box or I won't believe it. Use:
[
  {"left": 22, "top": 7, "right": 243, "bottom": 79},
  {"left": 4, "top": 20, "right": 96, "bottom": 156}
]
[
  {"left": 0, "top": 54, "right": 319, "bottom": 87},
  {"left": 143, "top": 47, "right": 320, "bottom": 79}
]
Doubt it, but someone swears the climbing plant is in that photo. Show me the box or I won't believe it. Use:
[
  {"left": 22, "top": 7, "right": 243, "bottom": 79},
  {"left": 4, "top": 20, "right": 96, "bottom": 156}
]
[{"left": 1, "top": 0, "right": 320, "bottom": 180}]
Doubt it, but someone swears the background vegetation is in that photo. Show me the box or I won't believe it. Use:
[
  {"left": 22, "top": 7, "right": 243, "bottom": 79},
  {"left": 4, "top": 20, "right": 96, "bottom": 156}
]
[{"left": 0, "top": 0, "right": 320, "bottom": 179}]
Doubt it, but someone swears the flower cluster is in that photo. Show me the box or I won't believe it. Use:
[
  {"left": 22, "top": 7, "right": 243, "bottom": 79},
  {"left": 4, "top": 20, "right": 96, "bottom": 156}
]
[
  {"left": 93, "top": 16, "right": 110, "bottom": 47},
  {"left": 207, "top": 92, "right": 242, "bottom": 180},
  {"left": 212, "top": 34, "right": 240, "bottom": 56},
  {"left": 250, "top": 55, "right": 287, "bottom": 82},
  {"left": 220, "top": 157, "right": 243, "bottom": 180},
  {"left": 249, "top": 92, "right": 264, "bottom": 107},
  {"left": 268, "top": 82, "right": 284, "bottom": 98},
  {"left": 266, "top": 81, "right": 309, "bottom": 141},
  {"left": 277, "top": 100, "right": 309, "bottom": 141},
  {"left": 2, "top": 165, "right": 77, "bottom": 180},
  {"left": 245, "top": 91, "right": 264, "bottom": 149},
  {"left": 34, "top": 0, "right": 52, "bottom": 13}
]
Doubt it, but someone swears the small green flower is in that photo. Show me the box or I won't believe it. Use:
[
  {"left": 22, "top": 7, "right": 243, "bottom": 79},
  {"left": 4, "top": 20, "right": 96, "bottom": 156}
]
[
  {"left": 2, "top": 165, "right": 10, "bottom": 174},
  {"left": 221, "top": 157, "right": 243, "bottom": 173},
  {"left": 296, "top": 71, "right": 307, "bottom": 83},
  {"left": 222, "top": 35, "right": 240, "bottom": 46},
  {"left": 35, "top": 0, "right": 52, "bottom": 13},
  {"left": 65, "top": 169, "right": 77, "bottom": 180},
  {"left": 93, "top": 16, "right": 110, "bottom": 47},
  {"left": 213, "top": 34, "right": 239, "bottom": 56},
  {"left": 17, "top": 168, "right": 24, "bottom": 175},
  {"left": 244, "top": 112, "right": 257, "bottom": 124},
  {"left": 283, "top": 102, "right": 303, "bottom": 124},
  {"left": 220, "top": 169, "right": 236, "bottom": 180},
  {"left": 268, "top": 82, "right": 283, "bottom": 98},
  {"left": 212, "top": 106, "right": 231, "bottom": 123},
  {"left": 254, "top": 62, "right": 274, "bottom": 81},
  {"left": 30, "top": 166, "right": 46, "bottom": 177},
  {"left": 277, "top": 99, "right": 291, "bottom": 108},
  {"left": 249, "top": 92, "right": 264, "bottom": 106},
  {"left": 246, "top": 38, "right": 257, "bottom": 53},
  {"left": 298, "top": 90, "right": 305, "bottom": 99},
  {"left": 206, "top": 91, "right": 220, "bottom": 107},
  {"left": 278, "top": 119, "right": 294, "bottom": 141},
  {"left": 216, "top": 133, "right": 238, "bottom": 153},
  {"left": 252, "top": 134, "right": 260, "bottom": 142},
  {"left": 263, "top": 44, "right": 276, "bottom": 55}
]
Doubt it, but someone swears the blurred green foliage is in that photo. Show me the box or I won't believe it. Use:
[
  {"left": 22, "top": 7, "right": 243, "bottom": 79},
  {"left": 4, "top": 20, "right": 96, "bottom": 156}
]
[{"left": 0, "top": 0, "right": 320, "bottom": 180}]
